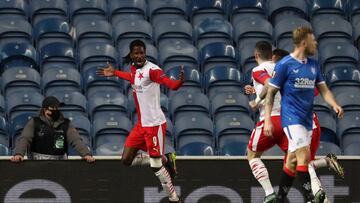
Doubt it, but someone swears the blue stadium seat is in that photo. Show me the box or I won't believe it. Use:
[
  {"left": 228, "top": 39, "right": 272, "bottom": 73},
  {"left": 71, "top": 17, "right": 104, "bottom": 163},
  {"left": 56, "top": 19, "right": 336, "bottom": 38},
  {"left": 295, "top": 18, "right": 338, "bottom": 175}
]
[
  {"left": 0, "top": 94, "right": 4, "bottom": 117},
  {"left": 330, "top": 86, "right": 360, "bottom": 99},
  {"left": 274, "top": 18, "right": 311, "bottom": 52},
  {"left": 336, "top": 92, "right": 360, "bottom": 112},
  {"left": 66, "top": 114, "right": 91, "bottom": 155},
  {"left": 42, "top": 67, "right": 82, "bottom": 96},
  {"left": 74, "top": 20, "right": 113, "bottom": 49},
  {"left": 9, "top": 112, "right": 36, "bottom": 148},
  {"left": 211, "top": 92, "right": 250, "bottom": 122},
  {"left": 199, "top": 42, "right": 237, "bottom": 73},
  {"left": 6, "top": 91, "right": 42, "bottom": 120},
  {"left": 354, "top": 23, "right": 360, "bottom": 49},
  {"left": 0, "top": 0, "right": 28, "bottom": 20},
  {"left": 343, "top": 142, "right": 360, "bottom": 155},
  {"left": 93, "top": 114, "right": 132, "bottom": 156},
  {"left": 239, "top": 43, "right": 257, "bottom": 85},
  {"left": 204, "top": 66, "right": 242, "bottom": 99},
  {"left": 114, "top": 19, "right": 153, "bottom": 50},
  {"left": 51, "top": 91, "right": 87, "bottom": 116},
  {"left": 319, "top": 42, "right": 359, "bottom": 74},
  {"left": 268, "top": 0, "right": 308, "bottom": 25},
  {"left": 118, "top": 42, "right": 158, "bottom": 66},
  {"left": 109, "top": 0, "right": 146, "bottom": 26},
  {"left": 30, "top": 0, "right": 68, "bottom": 25},
  {"left": 315, "top": 141, "right": 342, "bottom": 156},
  {"left": 33, "top": 18, "right": 73, "bottom": 50},
  {"left": 165, "top": 66, "right": 202, "bottom": 97},
  {"left": 79, "top": 43, "right": 117, "bottom": 73},
  {"left": 313, "top": 95, "right": 332, "bottom": 115},
  {"left": 316, "top": 111, "right": 337, "bottom": 144},
  {"left": 153, "top": 18, "right": 193, "bottom": 46},
  {"left": 233, "top": 17, "right": 273, "bottom": 50},
  {"left": 0, "top": 144, "right": 9, "bottom": 156},
  {"left": 262, "top": 145, "right": 285, "bottom": 156},
  {"left": 218, "top": 142, "right": 248, "bottom": 156},
  {"left": 1, "top": 67, "right": 41, "bottom": 97},
  {"left": 0, "top": 19, "right": 32, "bottom": 46},
  {"left": 326, "top": 66, "right": 360, "bottom": 93},
  {"left": 194, "top": 18, "right": 233, "bottom": 49},
  {"left": 170, "top": 92, "right": 210, "bottom": 122},
  {"left": 69, "top": 0, "right": 107, "bottom": 26},
  {"left": 337, "top": 111, "right": 360, "bottom": 148},
  {"left": 0, "top": 42, "right": 37, "bottom": 73},
  {"left": 0, "top": 116, "right": 8, "bottom": 146},
  {"left": 188, "top": 0, "right": 226, "bottom": 26},
  {"left": 158, "top": 39, "right": 198, "bottom": 70},
  {"left": 309, "top": 0, "right": 346, "bottom": 23},
  {"left": 174, "top": 114, "right": 214, "bottom": 150},
  {"left": 148, "top": 0, "right": 187, "bottom": 25},
  {"left": 228, "top": 0, "right": 266, "bottom": 25},
  {"left": 88, "top": 90, "right": 128, "bottom": 121},
  {"left": 39, "top": 42, "right": 75, "bottom": 74},
  {"left": 350, "top": 0, "right": 360, "bottom": 27},
  {"left": 178, "top": 142, "right": 214, "bottom": 156}
]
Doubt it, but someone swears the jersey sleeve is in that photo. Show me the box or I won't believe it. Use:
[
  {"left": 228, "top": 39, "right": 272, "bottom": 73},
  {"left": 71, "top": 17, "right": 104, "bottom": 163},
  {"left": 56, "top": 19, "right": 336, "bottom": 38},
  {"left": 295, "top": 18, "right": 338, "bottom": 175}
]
[
  {"left": 269, "top": 62, "right": 287, "bottom": 89},
  {"left": 149, "top": 68, "right": 183, "bottom": 90},
  {"left": 252, "top": 69, "right": 271, "bottom": 85},
  {"left": 114, "top": 70, "right": 132, "bottom": 81},
  {"left": 315, "top": 62, "right": 325, "bottom": 85}
]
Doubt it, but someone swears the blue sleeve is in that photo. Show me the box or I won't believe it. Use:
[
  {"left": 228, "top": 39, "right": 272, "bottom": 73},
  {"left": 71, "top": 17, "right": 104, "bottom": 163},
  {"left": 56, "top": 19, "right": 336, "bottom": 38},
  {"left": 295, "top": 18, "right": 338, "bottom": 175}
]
[
  {"left": 269, "top": 61, "right": 288, "bottom": 89},
  {"left": 315, "top": 62, "right": 325, "bottom": 84}
]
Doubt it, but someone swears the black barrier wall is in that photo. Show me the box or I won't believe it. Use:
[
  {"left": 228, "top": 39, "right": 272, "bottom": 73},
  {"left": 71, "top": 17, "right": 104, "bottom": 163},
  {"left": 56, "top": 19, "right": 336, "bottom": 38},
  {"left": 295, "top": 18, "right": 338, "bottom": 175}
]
[{"left": 0, "top": 159, "right": 358, "bottom": 203}]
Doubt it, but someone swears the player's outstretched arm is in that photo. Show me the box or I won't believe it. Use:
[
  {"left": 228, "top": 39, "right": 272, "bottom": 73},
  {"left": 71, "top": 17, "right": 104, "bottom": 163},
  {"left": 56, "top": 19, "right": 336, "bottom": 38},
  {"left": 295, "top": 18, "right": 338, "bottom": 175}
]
[
  {"left": 97, "top": 62, "right": 132, "bottom": 81},
  {"left": 150, "top": 65, "right": 184, "bottom": 90},
  {"left": 264, "top": 86, "right": 278, "bottom": 137},
  {"left": 317, "top": 83, "right": 344, "bottom": 118}
]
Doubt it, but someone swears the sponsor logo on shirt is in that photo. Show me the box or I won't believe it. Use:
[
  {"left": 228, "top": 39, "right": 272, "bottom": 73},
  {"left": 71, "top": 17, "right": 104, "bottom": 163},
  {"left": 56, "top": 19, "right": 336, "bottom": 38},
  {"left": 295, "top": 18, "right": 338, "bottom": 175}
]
[{"left": 294, "top": 78, "right": 315, "bottom": 88}]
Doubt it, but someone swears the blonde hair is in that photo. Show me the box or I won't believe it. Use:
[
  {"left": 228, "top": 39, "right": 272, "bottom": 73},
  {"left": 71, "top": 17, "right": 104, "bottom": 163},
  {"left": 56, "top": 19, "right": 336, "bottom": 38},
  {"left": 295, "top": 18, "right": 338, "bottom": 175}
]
[{"left": 292, "top": 26, "right": 313, "bottom": 46}]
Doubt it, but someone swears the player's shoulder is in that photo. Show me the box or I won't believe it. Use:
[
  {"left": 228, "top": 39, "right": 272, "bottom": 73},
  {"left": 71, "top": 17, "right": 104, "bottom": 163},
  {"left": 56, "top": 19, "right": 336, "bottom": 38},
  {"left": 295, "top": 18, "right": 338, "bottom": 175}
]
[
  {"left": 278, "top": 55, "right": 293, "bottom": 65},
  {"left": 307, "top": 57, "right": 320, "bottom": 66},
  {"left": 146, "top": 61, "right": 161, "bottom": 71}
]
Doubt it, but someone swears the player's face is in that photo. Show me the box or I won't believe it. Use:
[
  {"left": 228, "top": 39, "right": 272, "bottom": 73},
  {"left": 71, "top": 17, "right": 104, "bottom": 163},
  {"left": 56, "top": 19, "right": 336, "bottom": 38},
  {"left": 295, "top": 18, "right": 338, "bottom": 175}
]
[
  {"left": 130, "top": 46, "right": 146, "bottom": 68},
  {"left": 304, "top": 34, "right": 317, "bottom": 56}
]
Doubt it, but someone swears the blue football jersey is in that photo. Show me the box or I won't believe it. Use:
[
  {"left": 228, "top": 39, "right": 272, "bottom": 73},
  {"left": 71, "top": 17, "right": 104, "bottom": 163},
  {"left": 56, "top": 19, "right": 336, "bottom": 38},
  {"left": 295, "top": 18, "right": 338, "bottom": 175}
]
[{"left": 269, "top": 55, "right": 325, "bottom": 130}]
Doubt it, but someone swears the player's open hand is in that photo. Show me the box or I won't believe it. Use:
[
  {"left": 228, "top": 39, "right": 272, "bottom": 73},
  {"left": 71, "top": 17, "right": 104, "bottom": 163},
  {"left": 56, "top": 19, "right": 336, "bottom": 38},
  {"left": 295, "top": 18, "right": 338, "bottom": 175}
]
[
  {"left": 96, "top": 61, "right": 114, "bottom": 77},
  {"left": 264, "top": 120, "right": 274, "bottom": 137},
  {"left": 10, "top": 155, "right": 24, "bottom": 163},
  {"left": 333, "top": 105, "right": 344, "bottom": 118},
  {"left": 244, "top": 85, "right": 256, "bottom": 95},
  {"left": 179, "top": 65, "right": 185, "bottom": 82}
]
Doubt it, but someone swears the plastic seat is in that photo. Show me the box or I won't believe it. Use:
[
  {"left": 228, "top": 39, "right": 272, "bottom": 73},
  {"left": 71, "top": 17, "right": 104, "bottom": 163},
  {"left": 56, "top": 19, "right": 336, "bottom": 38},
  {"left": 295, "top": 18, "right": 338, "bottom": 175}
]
[
  {"left": 0, "top": 144, "right": 9, "bottom": 155},
  {"left": 336, "top": 92, "right": 360, "bottom": 112},
  {"left": 218, "top": 142, "right": 248, "bottom": 156},
  {"left": 118, "top": 42, "right": 158, "bottom": 66},
  {"left": 165, "top": 66, "right": 202, "bottom": 97},
  {"left": 1, "top": 67, "right": 41, "bottom": 97},
  {"left": 74, "top": 20, "right": 113, "bottom": 49},
  {"left": 313, "top": 95, "right": 332, "bottom": 115},
  {"left": 66, "top": 114, "right": 91, "bottom": 155},
  {"left": 0, "top": 42, "right": 37, "bottom": 73},
  {"left": 309, "top": 0, "right": 346, "bottom": 23},
  {"left": 0, "top": 94, "right": 4, "bottom": 117},
  {"left": 30, "top": 0, "right": 68, "bottom": 25},
  {"left": 199, "top": 42, "right": 237, "bottom": 73},
  {"left": 0, "top": 116, "right": 8, "bottom": 146},
  {"left": 234, "top": 17, "right": 273, "bottom": 50},
  {"left": 0, "top": 18, "right": 32, "bottom": 46},
  {"left": 211, "top": 92, "right": 250, "bottom": 122},
  {"left": 326, "top": 66, "right": 360, "bottom": 92},
  {"left": 330, "top": 86, "right": 360, "bottom": 98},
  {"left": 148, "top": 0, "right": 186, "bottom": 25},
  {"left": 337, "top": 111, "right": 360, "bottom": 149},
  {"left": 42, "top": 67, "right": 82, "bottom": 96},
  {"left": 153, "top": 18, "right": 193, "bottom": 46},
  {"left": 228, "top": 0, "right": 266, "bottom": 25},
  {"left": 315, "top": 142, "right": 342, "bottom": 156},
  {"left": 174, "top": 114, "right": 214, "bottom": 151},
  {"left": 69, "top": 0, "right": 107, "bottom": 25},
  {"left": 79, "top": 43, "right": 117, "bottom": 74},
  {"left": 9, "top": 112, "right": 37, "bottom": 147},
  {"left": 204, "top": 66, "right": 242, "bottom": 99},
  {"left": 178, "top": 142, "right": 214, "bottom": 156},
  {"left": 239, "top": 43, "right": 257, "bottom": 84},
  {"left": 343, "top": 142, "right": 360, "bottom": 155},
  {"left": 0, "top": 0, "right": 28, "bottom": 20},
  {"left": 316, "top": 111, "right": 337, "bottom": 144},
  {"left": 194, "top": 18, "right": 233, "bottom": 49},
  {"left": 109, "top": 0, "right": 146, "bottom": 26},
  {"left": 350, "top": 0, "right": 360, "bottom": 27},
  {"left": 39, "top": 42, "right": 76, "bottom": 74},
  {"left": 262, "top": 145, "right": 285, "bottom": 156},
  {"left": 268, "top": 0, "right": 308, "bottom": 25},
  {"left": 354, "top": 22, "right": 360, "bottom": 50},
  {"left": 170, "top": 92, "right": 210, "bottom": 122},
  {"left": 188, "top": 0, "right": 226, "bottom": 26},
  {"left": 50, "top": 91, "right": 87, "bottom": 116}
]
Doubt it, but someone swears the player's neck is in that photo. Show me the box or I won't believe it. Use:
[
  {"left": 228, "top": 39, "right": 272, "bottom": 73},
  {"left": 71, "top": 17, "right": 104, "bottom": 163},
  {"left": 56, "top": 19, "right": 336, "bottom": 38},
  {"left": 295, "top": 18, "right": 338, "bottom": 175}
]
[
  {"left": 258, "top": 59, "right": 272, "bottom": 65},
  {"left": 291, "top": 49, "right": 307, "bottom": 61}
]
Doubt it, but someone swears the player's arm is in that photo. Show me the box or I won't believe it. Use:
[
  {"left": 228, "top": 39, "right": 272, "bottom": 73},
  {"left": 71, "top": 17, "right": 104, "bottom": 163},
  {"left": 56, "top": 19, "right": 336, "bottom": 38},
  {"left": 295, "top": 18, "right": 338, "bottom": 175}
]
[
  {"left": 317, "top": 83, "right": 344, "bottom": 118},
  {"left": 249, "top": 69, "right": 271, "bottom": 110},
  {"left": 264, "top": 86, "right": 279, "bottom": 137},
  {"left": 97, "top": 62, "right": 132, "bottom": 81},
  {"left": 150, "top": 66, "right": 184, "bottom": 90}
]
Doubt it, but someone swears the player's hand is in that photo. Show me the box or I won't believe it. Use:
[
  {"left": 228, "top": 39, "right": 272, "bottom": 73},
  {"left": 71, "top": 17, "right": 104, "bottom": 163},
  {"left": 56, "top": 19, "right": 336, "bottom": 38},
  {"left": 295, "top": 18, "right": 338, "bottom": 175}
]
[
  {"left": 249, "top": 100, "right": 259, "bottom": 111},
  {"left": 179, "top": 65, "right": 185, "bottom": 82},
  {"left": 244, "top": 85, "right": 256, "bottom": 95},
  {"left": 96, "top": 61, "right": 114, "bottom": 77},
  {"left": 264, "top": 120, "right": 274, "bottom": 137},
  {"left": 333, "top": 105, "right": 344, "bottom": 119},
  {"left": 83, "top": 155, "right": 95, "bottom": 163},
  {"left": 10, "top": 155, "right": 24, "bottom": 163}
]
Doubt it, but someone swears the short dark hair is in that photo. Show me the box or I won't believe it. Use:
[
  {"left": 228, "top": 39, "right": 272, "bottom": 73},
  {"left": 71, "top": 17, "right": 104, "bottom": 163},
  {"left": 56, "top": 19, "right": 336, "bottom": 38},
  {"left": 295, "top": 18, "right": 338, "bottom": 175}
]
[
  {"left": 255, "top": 41, "right": 272, "bottom": 60},
  {"left": 272, "top": 48, "right": 289, "bottom": 63},
  {"left": 124, "top": 39, "right": 146, "bottom": 64}
]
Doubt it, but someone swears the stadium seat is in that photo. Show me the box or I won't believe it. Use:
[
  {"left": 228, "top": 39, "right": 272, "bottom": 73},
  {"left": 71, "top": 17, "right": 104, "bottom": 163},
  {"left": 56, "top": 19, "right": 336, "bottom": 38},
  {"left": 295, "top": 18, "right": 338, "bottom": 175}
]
[
  {"left": 109, "top": 0, "right": 146, "bottom": 26},
  {"left": 0, "top": 42, "right": 37, "bottom": 73},
  {"left": 0, "top": 18, "right": 32, "bottom": 46},
  {"left": 165, "top": 66, "right": 202, "bottom": 97},
  {"left": 315, "top": 142, "right": 342, "bottom": 156},
  {"left": 211, "top": 92, "right": 250, "bottom": 122},
  {"left": 199, "top": 42, "right": 237, "bottom": 73},
  {"left": 39, "top": 42, "right": 76, "bottom": 74},
  {"left": 233, "top": 16, "right": 273, "bottom": 51},
  {"left": 178, "top": 142, "right": 214, "bottom": 156},
  {"left": 309, "top": 0, "right": 347, "bottom": 23},
  {"left": 0, "top": 116, "right": 8, "bottom": 146},
  {"left": 344, "top": 142, "right": 360, "bottom": 155},
  {"left": 118, "top": 42, "right": 158, "bottom": 66},
  {"left": 153, "top": 18, "right": 193, "bottom": 46},
  {"left": 228, "top": 0, "right": 266, "bottom": 25},
  {"left": 326, "top": 66, "right": 360, "bottom": 92},
  {"left": 336, "top": 92, "right": 360, "bottom": 112},
  {"left": 268, "top": 0, "right": 308, "bottom": 25},
  {"left": 74, "top": 20, "right": 113, "bottom": 49},
  {"left": 170, "top": 92, "right": 210, "bottom": 122},
  {"left": 194, "top": 18, "right": 233, "bottom": 49},
  {"left": 148, "top": 0, "right": 187, "bottom": 25},
  {"left": 337, "top": 111, "right": 360, "bottom": 148},
  {"left": 262, "top": 145, "right": 285, "bottom": 156},
  {"left": 30, "top": 0, "right": 68, "bottom": 25},
  {"left": 0, "top": 144, "right": 9, "bottom": 156},
  {"left": 174, "top": 114, "right": 214, "bottom": 150},
  {"left": 128, "top": 92, "right": 169, "bottom": 120},
  {"left": 0, "top": 94, "right": 4, "bottom": 117},
  {"left": 69, "top": 0, "right": 107, "bottom": 25},
  {"left": 316, "top": 111, "right": 338, "bottom": 144},
  {"left": 188, "top": 0, "right": 226, "bottom": 26},
  {"left": 6, "top": 91, "right": 43, "bottom": 120},
  {"left": 51, "top": 91, "right": 87, "bottom": 116},
  {"left": 354, "top": 23, "right": 360, "bottom": 50},
  {"left": 218, "top": 142, "right": 248, "bottom": 156},
  {"left": 239, "top": 43, "right": 257, "bottom": 85},
  {"left": 9, "top": 112, "right": 36, "bottom": 148},
  {"left": 350, "top": 0, "right": 360, "bottom": 27},
  {"left": 0, "top": 0, "right": 28, "bottom": 20},
  {"left": 204, "top": 66, "right": 242, "bottom": 99},
  {"left": 313, "top": 95, "right": 332, "bottom": 115},
  {"left": 330, "top": 86, "right": 360, "bottom": 99},
  {"left": 42, "top": 67, "right": 82, "bottom": 96},
  {"left": 33, "top": 18, "right": 73, "bottom": 50},
  {"left": 79, "top": 43, "right": 117, "bottom": 73},
  {"left": 66, "top": 114, "right": 92, "bottom": 155}
]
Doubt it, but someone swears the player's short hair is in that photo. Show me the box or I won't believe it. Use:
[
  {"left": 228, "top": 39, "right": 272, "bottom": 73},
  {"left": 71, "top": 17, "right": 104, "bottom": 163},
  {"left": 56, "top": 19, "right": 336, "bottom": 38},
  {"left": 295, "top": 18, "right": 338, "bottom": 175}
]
[
  {"left": 292, "top": 26, "right": 313, "bottom": 46},
  {"left": 255, "top": 41, "right": 272, "bottom": 60},
  {"left": 124, "top": 39, "right": 146, "bottom": 64},
  {"left": 272, "top": 48, "right": 289, "bottom": 63}
]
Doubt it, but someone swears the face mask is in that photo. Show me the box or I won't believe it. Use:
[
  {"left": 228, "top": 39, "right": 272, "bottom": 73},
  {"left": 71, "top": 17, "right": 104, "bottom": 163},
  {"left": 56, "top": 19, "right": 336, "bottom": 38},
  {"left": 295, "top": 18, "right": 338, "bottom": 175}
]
[{"left": 49, "top": 110, "right": 60, "bottom": 121}]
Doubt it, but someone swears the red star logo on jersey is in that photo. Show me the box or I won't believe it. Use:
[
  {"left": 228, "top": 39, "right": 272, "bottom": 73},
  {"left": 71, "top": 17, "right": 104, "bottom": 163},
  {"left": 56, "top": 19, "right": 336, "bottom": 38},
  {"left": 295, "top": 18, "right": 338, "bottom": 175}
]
[{"left": 138, "top": 72, "right": 144, "bottom": 80}]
